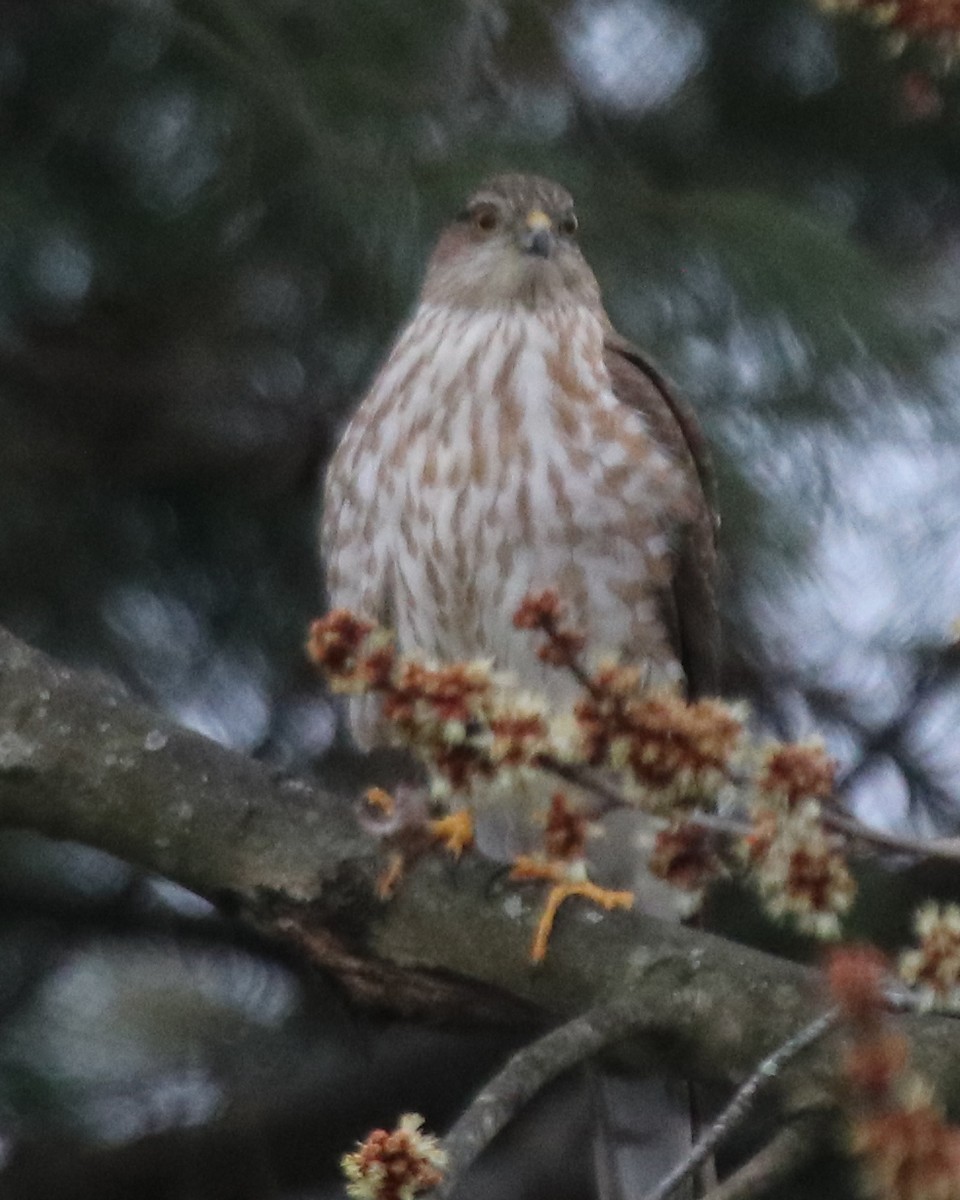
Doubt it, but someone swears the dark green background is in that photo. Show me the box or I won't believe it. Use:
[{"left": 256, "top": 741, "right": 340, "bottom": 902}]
[{"left": 0, "top": 1, "right": 958, "bottom": 1196}]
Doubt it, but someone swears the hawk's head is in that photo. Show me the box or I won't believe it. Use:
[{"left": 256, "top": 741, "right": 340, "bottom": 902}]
[{"left": 421, "top": 174, "right": 602, "bottom": 312}]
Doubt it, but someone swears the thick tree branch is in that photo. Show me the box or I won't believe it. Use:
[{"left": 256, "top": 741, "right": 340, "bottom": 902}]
[{"left": 1, "top": 625, "right": 960, "bottom": 1102}]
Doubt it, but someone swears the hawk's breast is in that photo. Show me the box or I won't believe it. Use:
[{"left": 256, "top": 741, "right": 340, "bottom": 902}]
[{"left": 323, "top": 301, "right": 691, "bottom": 715}]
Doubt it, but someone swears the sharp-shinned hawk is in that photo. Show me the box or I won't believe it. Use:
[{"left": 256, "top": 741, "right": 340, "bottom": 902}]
[
  {"left": 321, "top": 173, "right": 720, "bottom": 1199},
  {"left": 322, "top": 173, "right": 718, "bottom": 747}
]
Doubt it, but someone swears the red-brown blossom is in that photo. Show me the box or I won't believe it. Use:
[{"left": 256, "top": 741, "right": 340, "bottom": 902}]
[
  {"left": 843, "top": 1032, "right": 912, "bottom": 1102},
  {"left": 650, "top": 822, "right": 721, "bottom": 891},
  {"left": 580, "top": 691, "right": 743, "bottom": 809},
  {"left": 537, "top": 629, "right": 588, "bottom": 667},
  {"left": 743, "top": 808, "right": 778, "bottom": 865},
  {"left": 308, "top": 605, "right": 860, "bottom": 942},
  {"left": 543, "top": 793, "right": 588, "bottom": 860},
  {"left": 757, "top": 741, "right": 836, "bottom": 809},
  {"left": 379, "top": 660, "right": 492, "bottom": 727},
  {"left": 826, "top": 943, "right": 960, "bottom": 1200},
  {"left": 590, "top": 661, "right": 643, "bottom": 699},
  {"left": 853, "top": 1094, "right": 960, "bottom": 1200},
  {"left": 429, "top": 742, "right": 493, "bottom": 791},
  {"left": 513, "top": 588, "right": 566, "bottom": 630},
  {"left": 341, "top": 1113, "right": 446, "bottom": 1200},
  {"left": 747, "top": 802, "right": 855, "bottom": 938},
  {"left": 783, "top": 845, "right": 854, "bottom": 930},
  {"left": 513, "top": 589, "right": 586, "bottom": 666},
  {"left": 900, "top": 903, "right": 960, "bottom": 1010},
  {"left": 307, "top": 609, "right": 379, "bottom": 678},
  {"left": 573, "top": 662, "right": 645, "bottom": 765},
  {"left": 357, "top": 644, "right": 398, "bottom": 690},
  {"left": 827, "top": 945, "right": 890, "bottom": 1026},
  {"left": 488, "top": 702, "right": 549, "bottom": 767}
]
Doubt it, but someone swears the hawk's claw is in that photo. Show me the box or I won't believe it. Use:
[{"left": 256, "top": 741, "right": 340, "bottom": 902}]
[
  {"left": 509, "top": 856, "right": 634, "bottom": 963},
  {"left": 429, "top": 809, "right": 475, "bottom": 859}
]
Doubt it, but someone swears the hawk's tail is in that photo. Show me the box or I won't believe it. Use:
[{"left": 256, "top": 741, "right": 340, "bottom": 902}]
[{"left": 590, "top": 1069, "right": 710, "bottom": 1200}]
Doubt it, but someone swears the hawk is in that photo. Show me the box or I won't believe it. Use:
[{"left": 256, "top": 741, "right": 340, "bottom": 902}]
[
  {"left": 321, "top": 173, "right": 720, "bottom": 1197},
  {"left": 322, "top": 173, "right": 718, "bottom": 746}
]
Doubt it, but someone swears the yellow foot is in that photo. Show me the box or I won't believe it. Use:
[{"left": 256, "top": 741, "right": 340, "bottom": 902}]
[
  {"left": 509, "top": 856, "right": 633, "bottom": 964},
  {"left": 375, "top": 851, "right": 406, "bottom": 900},
  {"left": 429, "top": 809, "right": 475, "bottom": 859},
  {"left": 363, "top": 786, "right": 396, "bottom": 818}
]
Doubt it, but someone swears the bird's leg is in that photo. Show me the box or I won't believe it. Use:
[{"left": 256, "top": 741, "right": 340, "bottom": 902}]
[
  {"left": 509, "top": 794, "right": 633, "bottom": 962},
  {"left": 510, "top": 856, "right": 634, "bottom": 963},
  {"left": 360, "top": 787, "right": 474, "bottom": 897},
  {"left": 376, "top": 850, "right": 407, "bottom": 900}
]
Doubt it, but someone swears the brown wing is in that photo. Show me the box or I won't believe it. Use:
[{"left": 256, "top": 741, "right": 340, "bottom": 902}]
[{"left": 603, "top": 329, "right": 720, "bottom": 698}]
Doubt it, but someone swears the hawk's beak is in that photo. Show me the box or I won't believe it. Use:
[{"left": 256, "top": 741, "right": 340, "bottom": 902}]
[{"left": 521, "top": 209, "right": 554, "bottom": 258}]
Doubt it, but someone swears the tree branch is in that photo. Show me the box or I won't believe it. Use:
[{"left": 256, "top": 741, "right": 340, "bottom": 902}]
[{"left": 2, "top": 625, "right": 960, "bottom": 1102}]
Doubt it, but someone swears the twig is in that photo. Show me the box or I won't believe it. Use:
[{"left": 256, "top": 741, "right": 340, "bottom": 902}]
[
  {"left": 822, "top": 810, "right": 960, "bottom": 864},
  {"left": 697, "top": 1119, "right": 818, "bottom": 1200},
  {"left": 548, "top": 753, "right": 960, "bottom": 869},
  {"left": 640, "top": 1009, "right": 839, "bottom": 1200},
  {"left": 884, "top": 986, "right": 960, "bottom": 1019},
  {"left": 540, "top": 757, "right": 631, "bottom": 813},
  {"left": 436, "top": 994, "right": 669, "bottom": 1197}
]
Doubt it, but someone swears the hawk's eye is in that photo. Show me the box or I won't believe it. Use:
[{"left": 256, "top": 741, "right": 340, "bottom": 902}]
[
  {"left": 471, "top": 205, "right": 499, "bottom": 233},
  {"left": 559, "top": 211, "right": 579, "bottom": 237}
]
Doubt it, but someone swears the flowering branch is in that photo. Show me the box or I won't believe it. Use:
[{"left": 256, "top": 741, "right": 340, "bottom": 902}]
[
  {"left": 307, "top": 592, "right": 855, "bottom": 943},
  {"left": 829, "top": 946, "right": 960, "bottom": 1199},
  {"left": 309, "top": 590, "right": 960, "bottom": 1200},
  {"left": 343, "top": 1114, "right": 446, "bottom": 1200},
  {"left": 6, "top": 619, "right": 960, "bottom": 1200},
  {"left": 306, "top": 589, "right": 960, "bottom": 981}
]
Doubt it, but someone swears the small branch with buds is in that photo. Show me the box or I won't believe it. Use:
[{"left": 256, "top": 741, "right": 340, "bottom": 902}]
[
  {"left": 308, "top": 591, "right": 853, "bottom": 946},
  {"left": 828, "top": 945, "right": 960, "bottom": 1200},
  {"left": 310, "top": 589, "right": 960, "bottom": 1200},
  {"left": 342, "top": 1113, "right": 447, "bottom": 1200},
  {"left": 5, "top": 618, "right": 960, "bottom": 1200},
  {"left": 307, "top": 589, "right": 960, "bottom": 976}
]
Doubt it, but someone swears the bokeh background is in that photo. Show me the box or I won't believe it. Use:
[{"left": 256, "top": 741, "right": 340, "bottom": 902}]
[{"left": 1, "top": 0, "right": 960, "bottom": 1196}]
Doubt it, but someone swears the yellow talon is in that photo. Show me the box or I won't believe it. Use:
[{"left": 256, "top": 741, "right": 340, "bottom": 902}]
[
  {"left": 509, "top": 856, "right": 633, "bottom": 963},
  {"left": 429, "top": 809, "right": 475, "bottom": 858},
  {"left": 364, "top": 786, "right": 395, "bottom": 817},
  {"left": 376, "top": 851, "right": 406, "bottom": 900}
]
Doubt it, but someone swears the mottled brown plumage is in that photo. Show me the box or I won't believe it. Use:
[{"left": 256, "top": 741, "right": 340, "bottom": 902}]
[{"left": 322, "top": 173, "right": 718, "bottom": 750}]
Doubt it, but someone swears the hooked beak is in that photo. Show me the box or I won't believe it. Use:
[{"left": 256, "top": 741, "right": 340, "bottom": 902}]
[{"left": 521, "top": 208, "right": 554, "bottom": 258}]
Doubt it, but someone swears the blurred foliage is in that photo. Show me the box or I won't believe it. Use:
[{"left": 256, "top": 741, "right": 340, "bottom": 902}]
[{"left": 2, "top": 0, "right": 960, "bottom": 1195}]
